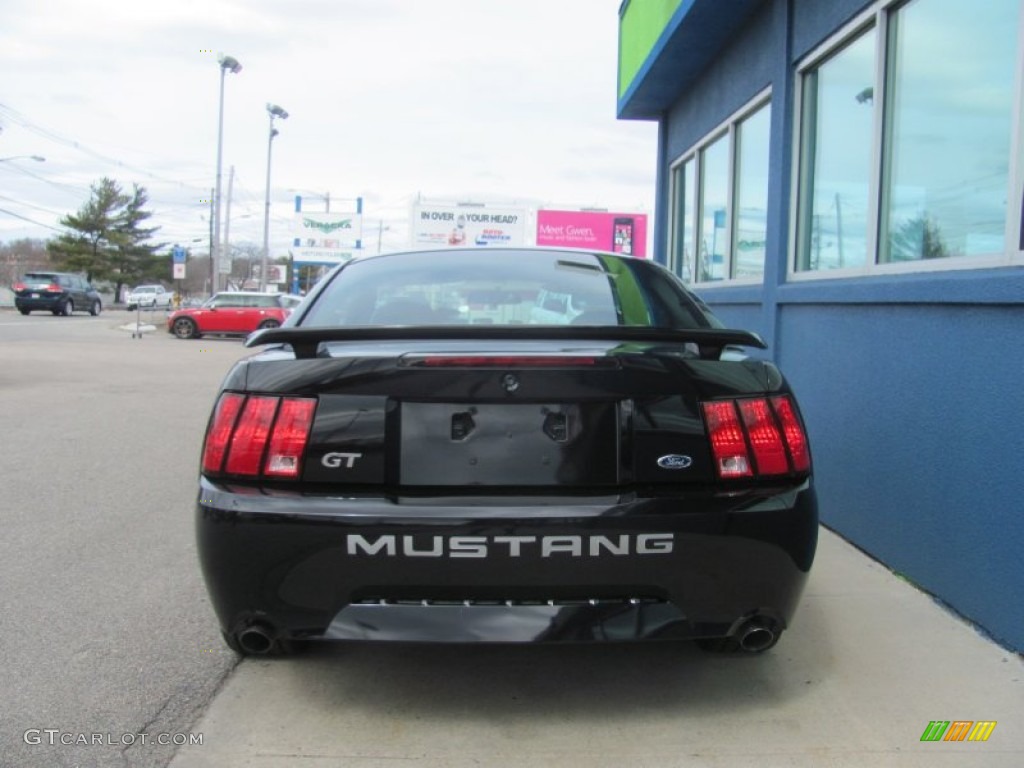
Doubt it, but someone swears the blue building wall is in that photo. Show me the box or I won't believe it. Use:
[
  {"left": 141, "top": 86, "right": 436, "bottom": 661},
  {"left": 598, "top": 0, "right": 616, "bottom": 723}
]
[{"left": 646, "top": 0, "right": 1024, "bottom": 649}]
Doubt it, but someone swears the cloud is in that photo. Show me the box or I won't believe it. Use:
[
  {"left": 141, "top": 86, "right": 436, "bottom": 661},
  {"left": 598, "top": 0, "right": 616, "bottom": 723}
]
[{"left": 0, "top": 0, "right": 657, "bottom": 249}]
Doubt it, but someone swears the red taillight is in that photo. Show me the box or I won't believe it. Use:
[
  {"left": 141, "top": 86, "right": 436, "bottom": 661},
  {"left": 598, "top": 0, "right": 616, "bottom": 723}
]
[
  {"left": 702, "top": 401, "right": 753, "bottom": 478},
  {"left": 264, "top": 398, "right": 316, "bottom": 477},
  {"left": 202, "top": 393, "right": 245, "bottom": 473},
  {"left": 702, "top": 395, "right": 811, "bottom": 480},
  {"left": 771, "top": 395, "right": 811, "bottom": 472},
  {"left": 46, "top": 283, "right": 62, "bottom": 292},
  {"left": 12, "top": 282, "right": 26, "bottom": 292},
  {"left": 224, "top": 396, "right": 279, "bottom": 475},
  {"left": 202, "top": 393, "right": 316, "bottom": 479},
  {"left": 738, "top": 398, "right": 789, "bottom": 475}
]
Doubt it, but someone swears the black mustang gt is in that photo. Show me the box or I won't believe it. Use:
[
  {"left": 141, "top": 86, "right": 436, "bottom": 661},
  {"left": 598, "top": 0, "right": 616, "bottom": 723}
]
[{"left": 197, "top": 248, "right": 817, "bottom": 655}]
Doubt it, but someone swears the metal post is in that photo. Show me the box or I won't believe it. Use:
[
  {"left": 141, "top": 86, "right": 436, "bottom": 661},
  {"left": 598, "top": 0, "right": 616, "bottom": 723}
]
[
  {"left": 224, "top": 165, "right": 235, "bottom": 287},
  {"left": 260, "top": 120, "right": 275, "bottom": 291},
  {"left": 260, "top": 104, "right": 288, "bottom": 292},
  {"left": 213, "top": 67, "right": 227, "bottom": 295},
  {"left": 213, "top": 55, "right": 241, "bottom": 295}
]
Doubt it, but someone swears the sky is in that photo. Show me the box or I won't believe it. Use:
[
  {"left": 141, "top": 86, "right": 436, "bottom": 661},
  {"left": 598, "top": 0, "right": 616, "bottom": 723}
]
[{"left": 0, "top": 0, "right": 658, "bottom": 258}]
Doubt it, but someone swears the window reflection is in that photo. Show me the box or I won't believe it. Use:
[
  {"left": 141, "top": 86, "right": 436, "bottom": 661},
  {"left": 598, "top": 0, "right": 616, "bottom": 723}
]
[
  {"left": 879, "top": 0, "right": 1017, "bottom": 262},
  {"left": 699, "top": 134, "right": 730, "bottom": 281},
  {"left": 670, "top": 99, "right": 771, "bottom": 283},
  {"left": 797, "top": 30, "right": 876, "bottom": 271},
  {"left": 734, "top": 105, "right": 771, "bottom": 279},
  {"left": 672, "top": 159, "right": 696, "bottom": 282}
]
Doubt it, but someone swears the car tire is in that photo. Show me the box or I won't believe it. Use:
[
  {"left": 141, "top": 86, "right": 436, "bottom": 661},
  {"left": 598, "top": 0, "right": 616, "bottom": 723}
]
[
  {"left": 172, "top": 317, "right": 199, "bottom": 339},
  {"left": 257, "top": 319, "right": 281, "bottom": 330},
  {"left": 89, "top": 300, "right": 102, "bottom": 316},
  {"left": 18, "top": 308, "right": 30, "bottom": 316},
  {"left": 62, "top": 299, "right": 74, "bottom": 316}
]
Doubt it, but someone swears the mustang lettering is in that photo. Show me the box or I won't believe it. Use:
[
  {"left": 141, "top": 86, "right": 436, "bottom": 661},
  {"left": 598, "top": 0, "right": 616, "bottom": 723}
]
[{"left": 345, "top": 533, "right": 675, "bottom": 558}]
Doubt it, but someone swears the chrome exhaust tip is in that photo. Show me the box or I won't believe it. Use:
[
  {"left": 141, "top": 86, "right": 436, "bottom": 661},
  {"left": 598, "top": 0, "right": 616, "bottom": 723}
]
[
  {"left": 737, "top": 618, "right": 777, "bottom": 652},
  {"left": 237, "top": 624, "right": 275, "bottom": 655}
]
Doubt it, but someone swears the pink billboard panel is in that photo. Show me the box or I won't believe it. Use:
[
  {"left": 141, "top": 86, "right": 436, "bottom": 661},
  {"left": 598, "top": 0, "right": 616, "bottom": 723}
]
[{"left": 536, "top": 210, "right": 648, "bottom": 258}]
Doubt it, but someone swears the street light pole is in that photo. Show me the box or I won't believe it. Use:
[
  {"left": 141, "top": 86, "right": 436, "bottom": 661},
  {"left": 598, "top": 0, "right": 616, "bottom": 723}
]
[
  {"left": 213, "top": 53, "right": 241, "bottom": 295},
  {"left": 260, "top": 103, "right": 289, "bottom": 292}
]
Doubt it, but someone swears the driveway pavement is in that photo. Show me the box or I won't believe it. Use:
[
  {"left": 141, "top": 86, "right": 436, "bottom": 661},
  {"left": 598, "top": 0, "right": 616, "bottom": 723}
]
[{"left": 170, "top": 527, "right": 1023, "bottom": 767}]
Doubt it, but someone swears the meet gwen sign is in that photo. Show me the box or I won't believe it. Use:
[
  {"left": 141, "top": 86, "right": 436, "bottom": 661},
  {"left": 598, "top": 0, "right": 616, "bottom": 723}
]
[{"left": 536, "top": 210, "right": 648, "bottom": 257}]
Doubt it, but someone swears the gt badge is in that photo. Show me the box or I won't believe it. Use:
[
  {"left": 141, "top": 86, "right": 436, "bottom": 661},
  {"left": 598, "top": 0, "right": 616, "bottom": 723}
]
[
  {"left": 322, "top": 452, "right": 362, "bottom": 469},
  {"left": 657, "top": 454, "right": 693, "bottom": 470}
]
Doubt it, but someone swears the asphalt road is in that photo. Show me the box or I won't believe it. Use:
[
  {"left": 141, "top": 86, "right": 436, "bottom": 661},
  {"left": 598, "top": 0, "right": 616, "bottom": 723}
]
[{"left": 0, "top": 309, "right": 251, "bottom": 768}]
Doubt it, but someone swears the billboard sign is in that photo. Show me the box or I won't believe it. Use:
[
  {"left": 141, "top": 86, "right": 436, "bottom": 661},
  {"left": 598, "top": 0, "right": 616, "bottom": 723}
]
[
  {"left": 294, "top": 212, "right": 363, "bottom": 248},
  {"left": 536, "top": 209, "right": 648, "bottom": 258},
  {"left": 411, "top": 203, "right": 527, "bottom": 249}
]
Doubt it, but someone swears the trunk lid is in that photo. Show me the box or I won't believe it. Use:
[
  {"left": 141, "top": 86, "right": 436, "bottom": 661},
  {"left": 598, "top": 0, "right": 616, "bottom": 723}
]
[{"left": 231, "top": 339, "right": 776, "bottom": 490}]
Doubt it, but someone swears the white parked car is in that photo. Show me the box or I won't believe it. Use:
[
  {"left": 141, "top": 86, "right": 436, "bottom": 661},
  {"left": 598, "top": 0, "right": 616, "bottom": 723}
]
[{"left": 125, "top": 284, "right": 173, "bottom": 310}]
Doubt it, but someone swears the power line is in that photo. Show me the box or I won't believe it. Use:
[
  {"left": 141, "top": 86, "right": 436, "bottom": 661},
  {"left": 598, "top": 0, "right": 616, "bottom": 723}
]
[
  {"left": 0, "top": 193, "right": 64, "bottom": 217},
  {"left": 0, "top": 207, "right": 63, "bottom": 232},
  {"left": 0, "top": 161, "right": 92, "bottom": 197},
  {"left": 0, "top": 102, "right": 211, "bottom": 195}
]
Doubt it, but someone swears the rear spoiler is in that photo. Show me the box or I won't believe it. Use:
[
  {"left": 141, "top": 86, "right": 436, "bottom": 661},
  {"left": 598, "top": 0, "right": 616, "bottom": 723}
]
[{"left": 246, "top": 326, "right": 767, "bottom": 360}]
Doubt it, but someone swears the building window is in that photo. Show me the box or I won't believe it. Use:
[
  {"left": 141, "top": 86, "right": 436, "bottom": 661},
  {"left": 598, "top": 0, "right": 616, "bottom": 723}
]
[
  {"left": 669, "top": 95, "right": 771, "bottom": 283},
  {"left": 796, "top": 0, "right": 1020, "bottom": 274},
  {"left": 699, "top": 133, "right": 731, "bottom": 281},
  {"left": 670, "top": 159, "right": 696, "bottom": 281},
  {"left": 796, "top": 30, "right": 877, "bottom": 271},
  {"left": 734, "top": 106, "right": 772, "bottom": 278}
]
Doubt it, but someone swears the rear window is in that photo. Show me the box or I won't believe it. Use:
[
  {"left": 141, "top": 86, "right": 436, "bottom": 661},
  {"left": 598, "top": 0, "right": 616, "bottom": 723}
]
[
  {"left": 300, "top": 250, "right": 717, "bottom": 329},
  {"left": 23, "top": 273, "right": 59, "bottom": 283}
]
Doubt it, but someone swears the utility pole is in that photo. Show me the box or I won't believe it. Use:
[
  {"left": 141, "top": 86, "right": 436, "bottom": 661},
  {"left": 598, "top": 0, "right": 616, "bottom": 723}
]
[
  {"left": 223, "top": 165, "right": 235, "bottom": 289},
  {"left": 208, "top": 187, "right": 214, "bottom": 295}
]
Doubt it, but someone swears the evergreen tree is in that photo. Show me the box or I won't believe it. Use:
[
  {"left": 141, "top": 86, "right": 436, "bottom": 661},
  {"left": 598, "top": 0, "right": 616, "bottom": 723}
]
[
  {"left": 48, "top": 178, "right": 127, "bottom": 282},
  {"left": 48, "top": 178, "right": 165, "bottom": 299}
]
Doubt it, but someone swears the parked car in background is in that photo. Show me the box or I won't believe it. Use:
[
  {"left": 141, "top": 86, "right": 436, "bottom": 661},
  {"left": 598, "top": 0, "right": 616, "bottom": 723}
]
[
  {"left": 196, "top": 248, "right": 817, "bottom": 656},
  {"left": 167, "top": 291, "right": 293, "bottom": 339},
  {"left": 125, "top": 284, "right": 173, "bottom": 310},
  {"left": 11, "top": 271, "right": 102, "bottom": 316}
]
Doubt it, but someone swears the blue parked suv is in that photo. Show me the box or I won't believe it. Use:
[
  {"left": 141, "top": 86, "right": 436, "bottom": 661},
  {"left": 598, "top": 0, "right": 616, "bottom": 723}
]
[{"left": 12, "top": 271, "right": 103, "bottom": 316}]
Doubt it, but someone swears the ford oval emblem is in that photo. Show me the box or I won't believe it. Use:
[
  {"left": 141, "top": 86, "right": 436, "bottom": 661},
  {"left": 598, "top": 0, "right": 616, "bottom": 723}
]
[{"left": 657, "top": 454, "right": 693, "bottom": 470}]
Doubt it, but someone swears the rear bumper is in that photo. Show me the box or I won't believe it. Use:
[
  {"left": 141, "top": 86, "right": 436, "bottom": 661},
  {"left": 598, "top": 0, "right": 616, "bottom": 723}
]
[
  {"left": 15, "top": 296, "right": 62, "bottom": 311},
  {"left": 196, "top": 481, "right": 818, "bottom": 644}
]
